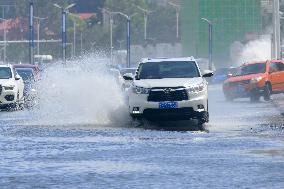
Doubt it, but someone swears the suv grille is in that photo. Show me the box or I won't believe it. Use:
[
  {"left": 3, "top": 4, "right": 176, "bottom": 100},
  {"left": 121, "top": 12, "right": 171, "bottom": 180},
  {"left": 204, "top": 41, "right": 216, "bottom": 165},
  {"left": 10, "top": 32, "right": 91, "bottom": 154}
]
[
  {"left": 228, "top": 80, "right": 250, "bottom": 87},
  {"left": 148, "top": 87, "right": 188, "bottom": 102}
]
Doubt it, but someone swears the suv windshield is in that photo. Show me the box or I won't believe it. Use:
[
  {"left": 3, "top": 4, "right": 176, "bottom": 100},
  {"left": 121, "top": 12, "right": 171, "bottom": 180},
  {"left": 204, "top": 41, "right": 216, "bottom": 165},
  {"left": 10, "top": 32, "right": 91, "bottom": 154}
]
[
  {"left": 0, "top": 67, "right": 12, "bottom": 79},
  {"left": 137, "top": 61, "right": 200, "bottom": 79},
  {"left": 236, "top": 63, "right": 266, "bottom": 76},
  {"left": 16, "top": 68, "right": 35, "bottom": 82}
]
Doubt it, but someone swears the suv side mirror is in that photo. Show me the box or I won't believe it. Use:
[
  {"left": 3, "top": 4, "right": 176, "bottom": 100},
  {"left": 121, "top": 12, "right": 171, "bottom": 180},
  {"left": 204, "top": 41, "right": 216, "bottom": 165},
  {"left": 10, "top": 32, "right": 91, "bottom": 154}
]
[
  {"left": 202, "top": 70, "right": 214, "bottom": 78},
  {"left": 227, "top": 73, "right": 233, "bottom": 78},
  {"left": 15, "top": 74, "right": 21, "bottom": 80},
  {"left": 123, "top": 73, "right": 134, "bottom": 81}
]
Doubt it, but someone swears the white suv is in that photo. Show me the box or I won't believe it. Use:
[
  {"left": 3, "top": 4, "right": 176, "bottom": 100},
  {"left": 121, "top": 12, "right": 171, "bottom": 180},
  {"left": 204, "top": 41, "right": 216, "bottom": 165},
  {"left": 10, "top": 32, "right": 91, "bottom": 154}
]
[
  {"left": 123, "top": 57, "right": 213, "bottom": 126},
  {"left": 0, "top": 65, "right": 24, "bottom": 109}
]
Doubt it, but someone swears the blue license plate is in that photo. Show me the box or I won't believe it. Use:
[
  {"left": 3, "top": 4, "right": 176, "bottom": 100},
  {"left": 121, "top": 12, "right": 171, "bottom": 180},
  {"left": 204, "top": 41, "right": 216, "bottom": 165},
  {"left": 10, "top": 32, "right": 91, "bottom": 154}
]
[{"left": 159, "top": 102, "right": 178, "bottom": 109}]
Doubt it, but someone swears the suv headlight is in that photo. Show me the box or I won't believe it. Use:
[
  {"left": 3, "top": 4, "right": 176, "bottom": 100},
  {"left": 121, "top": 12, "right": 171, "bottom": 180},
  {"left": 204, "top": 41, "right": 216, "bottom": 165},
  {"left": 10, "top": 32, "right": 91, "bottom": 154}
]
[
  {"left": 186, "top": 83, "right": 205, "bottom": 93},
  {"left": 132, "top": 86, "right": 150, "bottom": 94},
  {"left": 4, "top": 85, "right": 15, "bottom": 90},
  {"left": 250, "top": 76, "right": 262, "bottom": 84}
]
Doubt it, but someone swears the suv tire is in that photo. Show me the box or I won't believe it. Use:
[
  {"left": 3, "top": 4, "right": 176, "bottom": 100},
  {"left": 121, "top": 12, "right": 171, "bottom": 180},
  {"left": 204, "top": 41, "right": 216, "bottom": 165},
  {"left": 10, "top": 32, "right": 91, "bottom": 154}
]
[
  {"left": 250, "top": 89, "right": 260, "bottom": 102},
  {"left": 263, "top": 82, "right": 271, "bottom": 101}
]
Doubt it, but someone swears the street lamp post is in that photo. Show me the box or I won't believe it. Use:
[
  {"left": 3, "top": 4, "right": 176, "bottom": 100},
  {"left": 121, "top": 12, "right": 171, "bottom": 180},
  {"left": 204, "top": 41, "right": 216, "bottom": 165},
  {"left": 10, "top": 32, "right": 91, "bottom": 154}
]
[
  {"left": 0, "top": 18, "right": 7, "bottom": 64},
  {"left": 53, "top": 3, "right": 76, "bottom": 63},
  {"left": 126, "top": 17, "right": 130, "bottom": 68},
  {"left": 65, "top": 11, "right": 78, "bottom": 58},
  {"left": 102, "top": 9, "right": 115, "bottom": 64},
  {"left": 110, "top": 15, "right": 113, "bottom": 63},
  {"left": 273, "top": 0, "right": 281, "bottom": 59},
  {"left": 29, "top": 1, "right": 34, "bottom": 64},
  {"left": 201, "top": 18, "right": 213, "bottom": 70},
  {"left": 0, "top": 5, "right": 10, "bottom": 63},
  {"left": 113, "top": 12, "right": 132, "bottom": 68},
  {"left": 117, "top": 39, "right": 125, "bottom": 50},
  {"left": 136, "top": 5, "right": 152, "bottom": 41},
  {"left": 103, "top": 9, "right": 133, "bottom": 67},
  {"left": 34, "top": 16, "right": 47, "bottom": 56},
  {"left": 168, "top": 2, "right": 180, "bottom": 39},
  {"left": 73, "top": 19, "right": 76, "bottom": 57}
]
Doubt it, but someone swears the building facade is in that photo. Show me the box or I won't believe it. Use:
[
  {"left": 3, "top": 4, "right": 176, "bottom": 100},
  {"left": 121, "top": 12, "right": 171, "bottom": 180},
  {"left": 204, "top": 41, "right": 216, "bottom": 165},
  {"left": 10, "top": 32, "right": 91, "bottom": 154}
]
[{"left": 181, "top": 0, "right": 262, "bottom": 66}]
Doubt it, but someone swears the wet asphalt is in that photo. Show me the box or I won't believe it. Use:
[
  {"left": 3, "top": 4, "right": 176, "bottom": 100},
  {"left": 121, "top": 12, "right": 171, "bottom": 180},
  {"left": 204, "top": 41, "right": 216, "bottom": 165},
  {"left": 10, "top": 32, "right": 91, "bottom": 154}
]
[{"left": 0, "top": 85, "right": 284, "bottom": 189}]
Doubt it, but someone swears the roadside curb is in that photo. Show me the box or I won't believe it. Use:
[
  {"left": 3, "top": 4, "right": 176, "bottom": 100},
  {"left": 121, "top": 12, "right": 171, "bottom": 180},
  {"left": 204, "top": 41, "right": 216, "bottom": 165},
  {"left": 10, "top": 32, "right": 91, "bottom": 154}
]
[{"left": 271, "top": 94, "right": 284, "bottom": 117}]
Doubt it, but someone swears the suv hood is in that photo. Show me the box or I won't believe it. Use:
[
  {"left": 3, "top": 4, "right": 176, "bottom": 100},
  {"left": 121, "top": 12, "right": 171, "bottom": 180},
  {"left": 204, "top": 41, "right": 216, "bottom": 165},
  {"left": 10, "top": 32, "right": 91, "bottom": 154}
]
[
  {"left": 0, "top": 78, "right": 15, "bottom": 86},
  {"left": 225, "top": 73, "right": 264, "bottom": 83},
  {"left": 134, "top": 78, "right": 204, "bottom": 88}
]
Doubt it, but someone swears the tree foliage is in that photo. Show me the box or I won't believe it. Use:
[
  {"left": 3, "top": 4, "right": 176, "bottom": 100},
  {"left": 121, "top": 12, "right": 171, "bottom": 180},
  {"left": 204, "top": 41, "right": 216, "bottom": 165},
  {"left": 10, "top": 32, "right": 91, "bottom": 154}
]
[{"left": 4, "top": 0, "right": 179, "bottom": 62}]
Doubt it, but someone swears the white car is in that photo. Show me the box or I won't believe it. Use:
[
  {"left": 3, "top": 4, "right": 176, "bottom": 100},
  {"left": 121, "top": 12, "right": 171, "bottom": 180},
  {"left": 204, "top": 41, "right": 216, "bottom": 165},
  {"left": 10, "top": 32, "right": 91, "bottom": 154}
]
[
  {"left": 123, "top": 57, "right": 213, "bottom": 127},
  {"left": 0, "top": 65, "right": 24, "bottom": 109}
]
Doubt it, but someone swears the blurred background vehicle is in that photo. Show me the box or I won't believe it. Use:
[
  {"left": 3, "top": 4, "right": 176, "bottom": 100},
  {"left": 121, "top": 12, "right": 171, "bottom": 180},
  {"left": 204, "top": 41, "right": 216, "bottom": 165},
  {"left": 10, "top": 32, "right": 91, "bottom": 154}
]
[
  {"left": 222, "top": 60, "right": 284, "bottom": 102},
  {"left": 34, "top": 55, "right": 53, "bottom": 71},
  {"left": 211, "top": 67, "right": 237, "bottom": 84},
  {"left": 0, "top": 65, "right": 24, "bottom": 110},
  {"left": 13, "top": 64, "right": 40, "bottom": 108}
]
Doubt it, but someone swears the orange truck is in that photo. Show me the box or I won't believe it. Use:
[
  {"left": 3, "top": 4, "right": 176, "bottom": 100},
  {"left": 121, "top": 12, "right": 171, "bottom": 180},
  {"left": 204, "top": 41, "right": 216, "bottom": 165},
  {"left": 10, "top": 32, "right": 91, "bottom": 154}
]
[{"left": 223, "top": 60, "right": 284, "bottom": 102}]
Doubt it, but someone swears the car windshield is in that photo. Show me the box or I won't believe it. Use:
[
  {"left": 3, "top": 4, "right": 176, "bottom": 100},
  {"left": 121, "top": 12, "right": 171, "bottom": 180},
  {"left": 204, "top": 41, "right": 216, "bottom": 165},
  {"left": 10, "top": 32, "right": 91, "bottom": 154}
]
[
  {"left": 16, "top": 68, "right": 35, "bottom": 82},
  {"left": 120, "top": 68, "right": 136, "bottom": 75},
  {"left": 0, "top": 67, "right": 12, "bottom": 79},
  {"left": 137, "top": 61, "right": 200, "bottom": 79},
  {"left": 235, "top": 63, "right": 266, "bottom": 76}
]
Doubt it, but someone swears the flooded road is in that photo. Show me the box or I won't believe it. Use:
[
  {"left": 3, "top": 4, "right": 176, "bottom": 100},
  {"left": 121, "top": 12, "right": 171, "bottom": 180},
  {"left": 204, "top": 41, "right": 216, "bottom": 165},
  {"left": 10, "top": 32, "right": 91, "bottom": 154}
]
[{"left": 1, "top": 85, "right": 284, "bottom": 189}]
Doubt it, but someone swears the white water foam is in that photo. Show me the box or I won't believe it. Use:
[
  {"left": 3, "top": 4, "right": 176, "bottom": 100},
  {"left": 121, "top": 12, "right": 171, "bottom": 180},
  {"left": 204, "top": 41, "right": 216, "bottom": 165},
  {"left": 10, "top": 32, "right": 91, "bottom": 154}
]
[
  {"left": 28, "top": 54, "right": 130, "bottom": 127},
  {"left": 237, "top": 35, "right": 271, "bottom": 65}
]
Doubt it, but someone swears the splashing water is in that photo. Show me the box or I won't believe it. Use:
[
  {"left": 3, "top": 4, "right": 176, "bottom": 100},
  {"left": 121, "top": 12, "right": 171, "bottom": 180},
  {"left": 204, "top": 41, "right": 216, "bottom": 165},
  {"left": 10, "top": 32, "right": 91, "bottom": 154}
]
[
  {"left": 237, "top": 35, "right": 271, "bottom": 64},
  {"left": 29, "top": 54, "right": 130, "bottom": 127}
]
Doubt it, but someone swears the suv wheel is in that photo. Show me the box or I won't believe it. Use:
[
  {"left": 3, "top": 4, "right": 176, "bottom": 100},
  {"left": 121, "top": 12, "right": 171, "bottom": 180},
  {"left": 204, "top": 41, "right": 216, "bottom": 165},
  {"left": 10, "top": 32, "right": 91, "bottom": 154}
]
[
  {"left": 263, "top": 83, "right": 271, "bottom": 101},
  {"left": 250, "top": 90, "right": 260, "bottom": 102},
  {"left": 197, "top": 119, "right": 205, "bottom": 130},
  {"left": 197, "top": 112, "right": 209, "bottom": 130}
]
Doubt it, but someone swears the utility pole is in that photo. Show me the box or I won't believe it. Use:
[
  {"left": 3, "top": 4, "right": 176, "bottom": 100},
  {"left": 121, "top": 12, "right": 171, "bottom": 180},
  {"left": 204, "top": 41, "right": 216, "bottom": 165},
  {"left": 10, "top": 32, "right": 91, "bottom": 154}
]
[
  {"left": 136, "top": 5, "right": 152, "bottom": 41},
  {"left": 168, "top": 2, "right": 180, "bottom": 39}
]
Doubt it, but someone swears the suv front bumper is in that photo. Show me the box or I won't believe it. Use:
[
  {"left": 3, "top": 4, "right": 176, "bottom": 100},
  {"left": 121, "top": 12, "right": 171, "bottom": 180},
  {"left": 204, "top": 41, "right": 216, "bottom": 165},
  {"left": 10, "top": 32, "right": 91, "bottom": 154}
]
[{"left": 129, "top": 91, "right": 208, "bottom": 121}]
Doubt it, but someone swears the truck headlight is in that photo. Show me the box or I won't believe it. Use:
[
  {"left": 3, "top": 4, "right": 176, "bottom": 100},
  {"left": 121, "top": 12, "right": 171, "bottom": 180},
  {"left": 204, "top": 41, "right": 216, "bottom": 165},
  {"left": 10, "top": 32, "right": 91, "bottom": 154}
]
[
  {"left": 250, "top": 76, "right": 262, "bottom": 84},
  {"left": 186, "top": 83, "right": 205, "bottom": 93},
  {"left": 132, "top": 86, "right": 150, "bottom": 94},
  {"left": 4, "top": 85, "right": 15, "bottom": 90}
]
